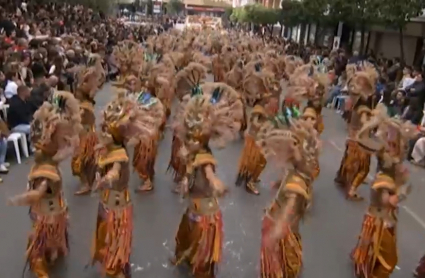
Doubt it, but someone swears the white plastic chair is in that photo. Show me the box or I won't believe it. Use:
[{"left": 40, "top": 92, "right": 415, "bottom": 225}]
[
  {"left": 421, "top": 110, "right": 425, "bottom": 127},
  {"left": 7, "top": 132, "right": 29, "bottom": 164},
  {"left": 1, "top": 104, "right": 9, "bottom": 121}
]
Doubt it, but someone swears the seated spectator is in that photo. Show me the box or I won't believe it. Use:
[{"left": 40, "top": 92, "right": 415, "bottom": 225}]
[
  {"left": 408, "top": 126, "right": 425, "bottom": 166},
  {"left": 0, "top": 118, "right": 9, "bottom": 176},
  {"left": 325, "top": 71, "right": 347, "bottom": 107},
  {"left": 399, "top": 66, "right": 415, "bottom": 90},
  {"left": 7, "top": 85, "right": 32, "bottom": 137},
  {"left": 4, "top": 71, "right": 20, "bottom": 100},
  {"left": 391, "top": 91, "right": 408, "bottom": 117},
  {"left": 28, "top": 81, "right": 50, "bottom": 114}
]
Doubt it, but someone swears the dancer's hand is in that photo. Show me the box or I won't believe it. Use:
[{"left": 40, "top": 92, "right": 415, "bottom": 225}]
[
  {"left": 389, "top": 195, "right": 399, "bottom": 207},
  {"left": 212, "top": 178, "right": 227, "bottom": 196}
]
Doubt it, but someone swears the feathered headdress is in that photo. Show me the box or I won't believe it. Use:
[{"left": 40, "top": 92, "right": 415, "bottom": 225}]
[
  {"left": 31, "top": 91, "right": 82, "bottom": 162},
  {"left": 99, "top": 92, "right": 157, "bottom": 147},
  {"left": 173, "top": 82, "right": 244, "bottom": 148},
  {"left": 256, "top": 117, "right": 320, "bottom": 177},
  {"left": 347, "top": 61, "right": 378, "bottom": 100},
  {"left": 112, "top": 40, "right": 144, "bottom": 82},
  {"left": 174, "top": 62, "right": 207, "bottom": 100}
]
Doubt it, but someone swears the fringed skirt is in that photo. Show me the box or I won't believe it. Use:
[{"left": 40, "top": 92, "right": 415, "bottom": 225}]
[
  {"left": 167, "top": 134, "right": 186, "bottom": 183},
  {"left": 27, "top": 209, "right": 69, "bottom": 278},
  {"left": 260, "top": 216, "right": 302, "bottom": 278},
  {"left": 91, "top": 202, "right": 133, "bottom": 278},
  {"left": 317, "top": 116, "right": 324, "bottom": 135},
  {"left": 336, "top": 140, "right": 370, "bottom": 189},
  {"left": 240, "top": 108, "right": 248, "bottom": 133},
  {"left": 236, "top": 134, "right": 266, "bottom": 186},
  {"left": 351, "top": 213, "right": 397, "bottom": 278},
  {"left": 71, "top": 131, "right": 98, "bottom": 185},
  {"left": 312, "top": 157, "right": 320, "bottom": 181},
  {"left": 175, "top": 198, "right": 223, "bottom": 278},
  {"left": 133, "top": 135, "right": 158, "bottom": 181},
  {"left": 416, "top": 254, "right": 425, "bottom": 277}
]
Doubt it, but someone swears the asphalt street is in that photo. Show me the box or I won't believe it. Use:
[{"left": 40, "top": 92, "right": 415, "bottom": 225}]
[{"left": 0, "top": 82, "right": 425, "bottom": 278}]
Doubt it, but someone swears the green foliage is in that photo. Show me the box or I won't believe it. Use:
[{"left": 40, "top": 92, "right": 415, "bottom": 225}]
[
  {"left": 224, "top": 7, "right": 234, "bottom": 19},
  {"left": 230, "top": 4, "right": 281, "bottom": 25},
  {"left": 146, "top": 0, "right": 153, "bottom": 15},
  {"left": 379, "top": 0, "right": 425, "bottom": 27},
  {"left": 327, "top": 0, "right": 380, "bottom": 27},
  {"left": 280, "top": 0, "right": 306, "bottom": 27},
  {"left": 166, "top": 0, "right": 184, "bottom": 15}
]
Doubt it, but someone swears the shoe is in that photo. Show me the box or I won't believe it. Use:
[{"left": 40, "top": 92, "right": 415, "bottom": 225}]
[
  {"left": 3, "top": 162, "right": 10, "bottom": 167},
  {"left": 0, "top": 164, "right": 8, "bottom": 174}
]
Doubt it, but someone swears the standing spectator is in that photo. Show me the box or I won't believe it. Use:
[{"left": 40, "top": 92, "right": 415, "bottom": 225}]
[
  {"left": 7, "top": 85, "right": 32, "bottom": 136},
  {"left": 404, "top": 69, "right": 425, "bottom": 125}
]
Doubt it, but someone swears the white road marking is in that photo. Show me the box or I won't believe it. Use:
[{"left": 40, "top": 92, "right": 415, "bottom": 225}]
[
  {"left": 395, "top": 265, "right": 401, "bottom": 270},
  {"left": 328, "top": 140, "right": 343, "bottom": 152},
  {"left": 401, "top": 205, "right": 425, "bottom": 230}
]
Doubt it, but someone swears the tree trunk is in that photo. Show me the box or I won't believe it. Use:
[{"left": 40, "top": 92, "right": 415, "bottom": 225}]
[
  {"left": 399, "top": 26, "right": 405, "bottom": 64},
  {"left": 365, "top": 31, "right": 371, "bottom": 55},
  {"left": 267, "top": 25, "right": 274, "bottom": 38},
  {"left": 299, "top": 23, "right": 307, "bottom": 44},
  {"left": 349, "top": 30, "right": 355, "bottom": 51},
  {"left": 359, "top": 24, "right": 366, "bottom": 56},
  {"left": 314, "top": 23, "right": 320, "bottom": 45},
  {"left": 306, "top": 24, "right": 311, "bottom": 44}
]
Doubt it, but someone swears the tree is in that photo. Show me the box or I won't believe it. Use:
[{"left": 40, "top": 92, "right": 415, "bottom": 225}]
[
  {"left": 328, "top": 0, "right": 380, "bottom": 54},
  {"left": 166, "top": 0, "right": 184, "bottom": 15},
  {"left": 230, "top": 4, "right": 281, "bottom": 36},
  {"left": 379, "top": 0, "right": 425, "bottom": 63},
  {"left": 146, "top": 0, "right": 153, "bottom": 15}
]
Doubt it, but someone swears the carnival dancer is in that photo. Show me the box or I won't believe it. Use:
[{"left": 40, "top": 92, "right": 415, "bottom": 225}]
[
  {"left": 139, "top": 58, "right": 171, "bottom": 139},
  {"left": 235, "top": 66, "right": 279, "bottom": 195},
  {"left": 335, "top": 63, "right": 378, "bottom": 200},
  {"left": 414, "top": 256, "right": 425, "bottom": 277},
  {"left": 8, "top": 91, "right": 82, "bottom": 278},
  {"left": 300, "top": 66, "right": 329, "bottom": 180},
  {"left": 131, "top": 83, "right": 165, "bottom": 192},
  {"left": 224, "top": 59, "right": 248, "bottom": 135},
  {"left": 91, "top": 92, "right": 156, "bottom": 278},
  {"left": 168, "top": 63, "right": 207, "bottom": 188},
  {"left": 171, "top": 82, "right": 244, "bottom": 278},
  {"left": 71, "top": 67, "right": 103, "bottom": 195},
  {"left": 351, "top": 104, "right": 416, "bottom": 278},
  {"left": 257, "top": 115, "right": 320, "bottom": 278}
]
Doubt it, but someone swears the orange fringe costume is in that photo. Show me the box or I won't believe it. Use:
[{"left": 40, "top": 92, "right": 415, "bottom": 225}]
[
  {"left": 171, "top": 82, "right": 244, "bottom": 278},
  {"left": 351, "top": 105, "right": 415, "bottom": 278},
  {"left": 335, "top": 63, "right": 377, "bottom": 200},
  {"left": 71, "top": 67, "right": 101, "bottom": 195},
  {"left": 236, "top": 67, "right": 279, "bottom": 195},
  {"left": 260, "top": 175, "right": 306, "bottom": 278},
  {"left": 236, "top": 104, "right": 267, "bottom": 195},
  {"left": 132, "top": 92, "right": 165, "bottom": 192},
  {"left": 302, "top": 105, "right": 323, "bottom": 181},
  {"left": 168, "top": 63, "right": 207, "bottom": 186},
  {"left": 174, "top": 153, "right": 224, "bottom": 278},
  {"left": 335, "top": 101, "right": 373, "bottom": 200},
  {"left": 8, "top": 91, "right": 81, "bottom": 278},
  {"left": 91, "top": 92, "right": 155, "bottom": 278},
  {"left": 256, "top": 117, "right": 320, "bottom": 278},
  {"left": 91, "top": 148, "right": 133, "bottom": 278}
]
